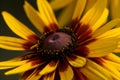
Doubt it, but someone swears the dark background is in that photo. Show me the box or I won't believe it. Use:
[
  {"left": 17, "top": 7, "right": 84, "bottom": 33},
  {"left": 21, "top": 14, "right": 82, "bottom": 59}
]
[{"left": 0, "top": 0, "right": 38, "bottom": 80}]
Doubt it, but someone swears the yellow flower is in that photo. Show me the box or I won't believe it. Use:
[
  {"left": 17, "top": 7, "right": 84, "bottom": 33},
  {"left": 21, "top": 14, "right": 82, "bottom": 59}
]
[{"left": 1, "top": 0, "right": 120, "bottom": 80}]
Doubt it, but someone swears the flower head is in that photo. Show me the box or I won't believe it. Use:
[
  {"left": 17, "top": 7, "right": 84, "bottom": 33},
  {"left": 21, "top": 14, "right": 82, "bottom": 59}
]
[{"left": 1, "top": 0, "right": 120, "bottom": 80}]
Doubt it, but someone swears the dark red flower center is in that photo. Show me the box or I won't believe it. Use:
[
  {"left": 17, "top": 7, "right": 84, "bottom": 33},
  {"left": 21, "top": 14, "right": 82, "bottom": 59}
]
[
  {"left": 34, "top": 28, "right": 77, "bottom": 59},
  {"left": 42, "top": 32, "right": 72, "bottom": 51}
]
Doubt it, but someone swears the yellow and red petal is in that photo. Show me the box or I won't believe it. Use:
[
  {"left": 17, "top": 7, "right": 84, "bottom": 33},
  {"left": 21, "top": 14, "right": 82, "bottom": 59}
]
[
  {"left": 2, "top": 12, "right": 39, "bottom": 43},
  {"left": 58, "top": 60, "right": 74, "bottom": 80},
  {"left": 42, "top": 71, "right": 55, "bottom": 80},
  {"left": 104, "top": 53, "right": 120, "bottom": 64},
  {"left": 37, "top": 0, "right": 58, "bottom": 32},
  {"left": 5, "top": 59, "right": 42, "bottom": 75},
  {"left": 87, "top": 37, "right": 119, "bottom": 57},
  {"left": 24, "top": 1, "right": 45, "bottom": 33},
  {"left": 80, "top": 0, "right": 107, "bottom": 29},
  {"left": 0, "top": 36, "right": 33, "bottom": 50},
  {"left": 72, "top": 0, "right": 86, "bottom": 21},
  {"left": 24, "top": 68, "right": 42, "bottom": 80},
  {"left": 67, "top": 55, "right": 86, "bottom": 68},
  {"left": 39, "top": 61, "right": 58, "bottom": 75},
  {"left": 95, "top": 58, "right": 120, "bottom": 79},
  {"left": 80, "top": 59, "right": 113, "bottom": 80}
]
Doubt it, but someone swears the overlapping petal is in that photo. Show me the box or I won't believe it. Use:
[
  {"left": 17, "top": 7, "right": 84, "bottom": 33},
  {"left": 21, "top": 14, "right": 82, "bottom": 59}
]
[
  {"left": 5, "top": 59, "right": 42, "bottom": 75},
  {"left": 109, "top": 0, "right": 120, "bottom": 19},
  {"left": 59, "top": 63, "right": 73, "bottom": 80},
  {"left": 67, "top": 55, "right": 86, "bottom": 67},
  {"left": 87, "top": 37, "right": 119, "bottom": 57},
  {"left": 24, "top": 1, "right": 45, "bottom": 33},
  {"left": 37, "top": 0, "right": 58, "bottom": 32},
  {"left": 50, "top": 0, "right": 73, "bottom": 10},
  {"left": 39, "top": 61, "right": 58, "bottom": 75},
  {"left": 80, "top": 59, "right": 113, "bottom": 80},
  {"left": 0, "top": 36, "right": 32, "bottom": 50},
  {"left": 80, "top": 0, "right": 107, "bottom": 29},
  {"left": 2, "top": 12, "right": 39, "bottom": 43}
]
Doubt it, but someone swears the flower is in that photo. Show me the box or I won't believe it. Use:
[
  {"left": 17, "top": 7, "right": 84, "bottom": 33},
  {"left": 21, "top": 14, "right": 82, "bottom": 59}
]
[{"left": 1, "top": 0, "right": 120, "bottom": 80}]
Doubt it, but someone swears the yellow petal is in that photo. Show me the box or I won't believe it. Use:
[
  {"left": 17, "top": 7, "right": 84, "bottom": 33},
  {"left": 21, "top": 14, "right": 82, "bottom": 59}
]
[
  {"left": 0, "top": 54, "right": 31, "bottom": 69},
  {"left": 104, "top": 59, "right": 120, "bottom": 71},
  {"left": 83, "top": 0, "right": 96, "bottom": 13},
  {"left": 104, "top": 53, "right": 120, "bottom": 64},
  {"left": 92, "top": 8, "right": 109, "bottom": 31},
  {"left": 5, "top": 60, "right": 42, "bottom": 75},
  {"left": 59, "top": 63, "right": 73, "bottom": 80},
  {"left": 50, "top": 0, "right": 73, "bottom": 10},
  {"left": 0, "top": 67, "right": 13, "bottom": 69},
  {"left": 72, "top": 0, "right": 86, "bottom": 20},
  {"left": 67, "top": 55, "right": 86, "bottom": 68},
  {"left": 0, "top": 60, "right": 28, "bottom": 67},
  {"left": 80, "top": 59, "right": 113, "bottom": 80},
  {"left": 102, "top": 59, "right": 120, "bottom": 79},
  {"left": 97, "top": 27, "right": 120, "bottom": 38},
  {"left": 39, "top": 61, "right": 58, "bottom": 75},
  {"left": 37, "top": 0, "right": 58, "bottom": 31},
  {"left": 114, "top": 41, "right": 120, "bottom": 52},
  {"left": 0, "top": 36, "right": 29, "bottom": 50},
  {"left": 92, "top": 19, "right": 120, "bottom": 37},
  {"left": 80, "top": 0, "right": 106, "bottom": 27},
  {"left": 43, "top": 71, "right": 55, "bottom": 80},
  {"left": 2, "top": 11, "right": 38, "bottom": 41},
  {"left": 110, "top": 0, "right": 120, "bottom": 19},
  {"left": 25, "top": 68, "right": 42, "bottom": 80},
  {"left": 87, "top": 37, "right": 119, "bottom": 57},
  {"left": 24, "top": 1, "right": 45, "bottom": 33},
  {"left": 58, "top": 1, "right": 76, "bottom": 28}
]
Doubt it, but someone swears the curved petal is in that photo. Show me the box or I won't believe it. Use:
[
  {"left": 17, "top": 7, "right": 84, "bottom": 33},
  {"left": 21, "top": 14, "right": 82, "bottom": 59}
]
[
  {"left": 43, "top": 71, "right": 55, "bottom": 80},
  {"left": 83, "top": 0, "right": 96, "bottom": 13},
  {"left": 87, "top": 37, "right": 119, "bottom": 57},
  {"left": 0, "top": 36, "right": 30, "bottom": 50},
  {"left": 50, "top": 0, "right": 73, "bottom": 10},
  {"left": 5, "top": 59, "right": 42, "bottom": 75},
  {"left": 37, "top": 0, "right": 58, "bottom": 32},
  {"left": 72, "top": 0, "right": 86, "bottom": 21},
  {"left": 2, "top": 11, "right": 39, "bottom": 43},
  {"left": 80, "top": 59, "right": 113, "bottom": 80},
  {"left": 110, "top": 0, "right": 120, "bottom": 19},
  {"left": 67, "top": 55, "right": 86, "bottom": 68},
  {"left": 25, "top": 68, "right": 42, "bottom": 80},
  {"left": 39, "top": 61, "right": 58, "bottom": 75},
  {"left": 59, "top": 61, "right": 74, "bottom": 80},
  {"left": 104, "top": 53, "right": 120, "bottom": 63},
  {"left": 91, "top": 8, "right": 109, "bottom": 31},
  {"left": 80, "top": 0, "right": 107, "bottom": 28},
  {"left": 92, "top": 19, "right": 120, "bottom": 38},
  {"left": 99, "top": 59, "right": 120, "bottom": 79},
  {"left": 0, "top": 60, "right": 28, "bottom": 67},
  {"left": 58, "top": 1, "right": 76, "bottom": 28},
  {"left": 97, "top": 27, "right": 120, "bottom": 38},
  {"left": 24, "top": 1, "right": 45, "bottom": 33}
]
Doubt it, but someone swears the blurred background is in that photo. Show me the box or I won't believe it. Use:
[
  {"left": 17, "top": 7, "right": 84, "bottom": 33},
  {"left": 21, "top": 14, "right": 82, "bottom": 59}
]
[{"left": 0, "top": 0, "right": 38, "bottom": 80}]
